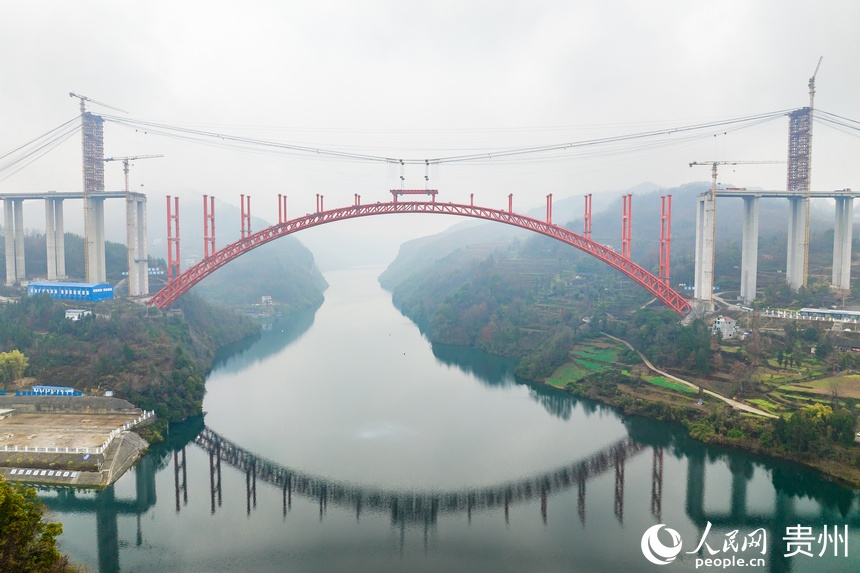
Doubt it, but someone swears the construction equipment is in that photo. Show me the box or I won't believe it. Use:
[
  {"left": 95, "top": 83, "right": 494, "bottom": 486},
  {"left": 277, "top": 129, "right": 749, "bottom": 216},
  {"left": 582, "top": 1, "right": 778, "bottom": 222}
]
[
  {"left": 801, "top": 57, "right": 823, "bottom": 287},
  {"left": 104, "top": 155, "right": 163, "bottom": 193},
  {"left": 104, "top": 155, "right": 163, "bottom": 298},
  {"left": 689, "top": 160, "right": 784, "bottom": 309},
  {"left": 69, "top": 93, "right": 127, "bottom": 283},
  {"left": 68, "top": 92, "right": 128, "bottom": 115}
]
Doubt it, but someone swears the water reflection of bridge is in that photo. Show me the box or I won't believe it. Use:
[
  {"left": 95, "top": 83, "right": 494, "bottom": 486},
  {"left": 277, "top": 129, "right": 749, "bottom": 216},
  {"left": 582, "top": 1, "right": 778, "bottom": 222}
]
[
  {"left": 34, "top": 423, "right": 860, "bottom": 573},
  {"left": 192, "top": 427, "right": 654, "bottom": 526}
]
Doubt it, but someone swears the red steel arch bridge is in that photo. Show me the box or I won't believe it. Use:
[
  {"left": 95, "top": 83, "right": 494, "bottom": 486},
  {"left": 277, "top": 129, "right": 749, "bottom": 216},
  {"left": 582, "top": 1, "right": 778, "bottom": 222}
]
[{"left": 149, "top": 190, "right": 690, "bottom": 315}]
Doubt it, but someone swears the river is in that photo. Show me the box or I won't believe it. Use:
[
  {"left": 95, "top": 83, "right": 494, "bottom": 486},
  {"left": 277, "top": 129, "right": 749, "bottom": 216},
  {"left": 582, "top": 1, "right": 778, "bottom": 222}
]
[{"left": 39, "top": 268, "right": 860, "bottom": 573}]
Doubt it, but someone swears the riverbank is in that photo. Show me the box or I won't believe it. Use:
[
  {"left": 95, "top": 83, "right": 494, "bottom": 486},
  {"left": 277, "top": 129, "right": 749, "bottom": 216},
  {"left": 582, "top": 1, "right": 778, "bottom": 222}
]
[
  {"left": 0, "top": 395, "right": 150, "bottom": 487},
  {"left": 545, "top": 337, "right": 860, "bottom": 489}
]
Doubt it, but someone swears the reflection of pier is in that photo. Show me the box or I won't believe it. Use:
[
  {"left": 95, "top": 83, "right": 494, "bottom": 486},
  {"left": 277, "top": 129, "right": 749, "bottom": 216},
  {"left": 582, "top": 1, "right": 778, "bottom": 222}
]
[
  {"left": 37, "top": 422, "right": 860, "bottom": 573},
  {"left": 685, "top": 452, "right": 860, "bottom": 572},
  {"left": 193, "top": 427, "right": 653, "bottom": 526},
  {"left": 39, "top": 455, "right": 157, "bottom": 573}
]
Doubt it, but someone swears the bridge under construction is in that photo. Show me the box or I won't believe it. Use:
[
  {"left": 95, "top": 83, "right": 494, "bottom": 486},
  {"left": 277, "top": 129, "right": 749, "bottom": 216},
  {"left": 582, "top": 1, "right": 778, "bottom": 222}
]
[{"left": 1, "top": 77, "right": 858, "bottom": 313}]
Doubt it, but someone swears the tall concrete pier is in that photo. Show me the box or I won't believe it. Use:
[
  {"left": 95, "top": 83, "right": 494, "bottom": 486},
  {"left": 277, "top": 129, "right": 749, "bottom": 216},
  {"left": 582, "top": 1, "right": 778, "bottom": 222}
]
[
  {"left": 694, "top": 188, "right": 858, "bottom": 305},
  {"left": 1, "top": 190, "right": 145, "bottom": 293},
  {"left": 4, "top": 198, "right": 24, "bottom": 286},
  {"left": 739, "top": 196, "right": 759, "bottom": 304},
  {"left": 86, "top": 196, "right": 107, "bottom": 284},
  {"left": 832, "top": 197, "right": 854, "bottom": 290},
  {"left": 693, "top": 193, "right": 715, "bottom": 308},
  {"left": 126, "top": 194, "right": 149, "bottom": 297}
]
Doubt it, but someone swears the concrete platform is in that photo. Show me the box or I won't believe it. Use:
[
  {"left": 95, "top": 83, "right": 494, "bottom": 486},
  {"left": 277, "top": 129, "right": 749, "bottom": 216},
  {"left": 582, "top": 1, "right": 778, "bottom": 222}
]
[{"left": 0, "top": 395, "right": 153, "bottom": 487}]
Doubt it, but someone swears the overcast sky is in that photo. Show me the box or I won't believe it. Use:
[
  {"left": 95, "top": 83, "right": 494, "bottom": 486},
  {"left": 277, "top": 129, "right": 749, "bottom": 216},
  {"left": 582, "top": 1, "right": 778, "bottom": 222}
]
[{"left": 2, "top": 0, "right": 859, "bottom": 248}]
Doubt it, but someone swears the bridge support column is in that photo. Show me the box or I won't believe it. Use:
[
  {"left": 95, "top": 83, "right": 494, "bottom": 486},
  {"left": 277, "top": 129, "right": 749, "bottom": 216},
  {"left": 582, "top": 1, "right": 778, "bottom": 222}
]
[
  {"left": 55, "top": 199, "right": 66, "bottom": 278},
  {"left": 583, "top": 194, "right": 592, "bottom": 239},
  {"left": 136, "top": 195, "right": 149, "bottom": 296},
  {"left": 45, "top": 198, "right": 67, "bottom": 280},
  {"left": 87, "top": 196, "right": 107, "bottom": 283},
  {"left": 126, "top": 194, "right": 149, "bottom": 297},
  {"left": 740, "top": 196, "right": 760, "bottom": 304},
  {"left": 14, "top": 199, "right": 25, "bottom": 285},
  {"left": 694, "top": 193, "right": 715, "bottom": 309},
  {"left": 832, "top": 197, "right": 853, "bottom": 290},
  {"left": 126, "top": 196, "right": 139, "bottom": 296},
  {"left": 46, "top": 199, "right": 57, "bottom": 280},
  {"left": 4, "top": 199, "right": 19, "bottom": 285},
  {"left": 621, "top": 194, "right": 632, "bottom": 259},
  {"left": 785, "top": 197, "right": 807, "bottom": 290}
]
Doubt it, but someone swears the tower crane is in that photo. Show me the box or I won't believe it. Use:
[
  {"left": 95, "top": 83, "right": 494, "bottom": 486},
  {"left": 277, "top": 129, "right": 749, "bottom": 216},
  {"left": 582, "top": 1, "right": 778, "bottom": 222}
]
[
  {"left": 104, "top": 155, "right": 163, "bottom": 297},
  {"left": 689, "top": 160, "right": 786, "bottom": 197},
  {"left": 104, "top": 155, "right": 164, "bottom": 193},
  {"left": 69, "top": 93, "right": 127, "bottom": 283},
  {"left": 689, "top": 160, "right": 784, "bottom": 309},
  {"left": 68, "top": 92, "right": 128, "bottom": 115},
  {"left": 801, "top": 57, "right": 823, "bottom": 287}
]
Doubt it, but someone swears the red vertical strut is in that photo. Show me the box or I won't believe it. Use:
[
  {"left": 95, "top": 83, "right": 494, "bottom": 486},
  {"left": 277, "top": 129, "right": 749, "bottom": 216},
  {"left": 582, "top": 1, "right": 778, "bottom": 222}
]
[
  {"left": 470, "top": 193, "right": 474, "bottom": 207},
  {"left": 584, "top": 194, "right": 592, "bottom": 239},
  {"left": 166, "top": 196, "right": 180, "bottom": 283},
  {"left": 508, "top": 194, "right": 513, "bottom": 213},
  {"left": 240, "top": 194, "right": 251, "bottom": 239},
  {"left": 278, "top": 194, "right": 289, "bottom": 223},
  {"left": 660, "top": 195, "right": 672, "bottom": 286},
  {"left": 621, "top": 194, "right": 632, "bottom": 259},
  {"left": 203, "top": 195, "right": 215, "bottom": 258},
  {"left": 546, "top": 193, "right": 553, "bottom": 224}
]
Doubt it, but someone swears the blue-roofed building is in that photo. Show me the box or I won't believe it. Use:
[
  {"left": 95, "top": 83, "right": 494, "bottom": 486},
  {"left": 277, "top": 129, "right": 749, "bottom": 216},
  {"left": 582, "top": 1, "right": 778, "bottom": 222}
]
[
  {"left": 31, "top": 385, "right": 77, "bottom": 396},
  {"left": 27, "top": 281, "right": 114, "bottom": 302}
]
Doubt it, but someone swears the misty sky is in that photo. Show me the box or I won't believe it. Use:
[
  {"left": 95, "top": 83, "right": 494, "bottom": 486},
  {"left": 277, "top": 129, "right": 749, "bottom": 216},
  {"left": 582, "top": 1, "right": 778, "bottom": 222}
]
[{"left": 2, "top": 0, "right": 859, "bottom": 252}]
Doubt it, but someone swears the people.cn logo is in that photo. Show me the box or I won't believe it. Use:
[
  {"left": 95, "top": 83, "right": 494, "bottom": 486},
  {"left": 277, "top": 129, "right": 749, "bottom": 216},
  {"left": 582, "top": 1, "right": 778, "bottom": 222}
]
[{"left": 641, "top": 524, "right": 683, "bottom": 565}]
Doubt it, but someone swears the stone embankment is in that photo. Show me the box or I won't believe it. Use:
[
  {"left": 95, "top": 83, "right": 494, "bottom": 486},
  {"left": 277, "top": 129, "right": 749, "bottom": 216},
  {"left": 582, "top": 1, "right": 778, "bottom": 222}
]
[{"left": 0, "top": 395, "right": 152, "bottom": 488}]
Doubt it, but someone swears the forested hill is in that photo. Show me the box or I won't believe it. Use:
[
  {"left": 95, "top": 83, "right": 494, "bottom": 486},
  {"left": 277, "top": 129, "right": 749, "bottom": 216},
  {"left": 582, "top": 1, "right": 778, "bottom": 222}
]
[
  {"left": 0, "top": 293, "right": 260, "bottom": 438},
  {"left": 380, "top": 181, "right": 854, "bottom": 380},
  {"left": 190, "top": 237, "right": 328, "bottom": 310},
  {"left": 0, "top": 230, "right": 328, "bottom": 312},
  {"left": 381, "top": 181, "right": 844, "bottom": 293}
]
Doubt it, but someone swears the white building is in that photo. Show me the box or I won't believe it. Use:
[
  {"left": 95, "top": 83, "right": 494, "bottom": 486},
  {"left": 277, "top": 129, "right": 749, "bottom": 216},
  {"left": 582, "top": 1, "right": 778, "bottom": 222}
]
[{"left": 712, "top": 316, "right": 739, "bottom": 339}]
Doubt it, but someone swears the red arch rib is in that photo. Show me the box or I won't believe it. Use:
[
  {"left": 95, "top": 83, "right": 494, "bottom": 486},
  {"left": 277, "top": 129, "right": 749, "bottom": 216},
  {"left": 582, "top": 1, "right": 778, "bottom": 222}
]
[{"left": 148, "top": 201, "right": 691, "bottom": 315}]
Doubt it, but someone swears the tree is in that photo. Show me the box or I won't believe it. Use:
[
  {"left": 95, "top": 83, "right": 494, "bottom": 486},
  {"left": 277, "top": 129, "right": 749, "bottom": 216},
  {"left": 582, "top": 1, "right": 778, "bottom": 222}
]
[
  {"left": 0, "top": 350, "right": 28, "bottom": 383},
  {"left": 0, "top": 477, "right": 81, "bottom": 572}
]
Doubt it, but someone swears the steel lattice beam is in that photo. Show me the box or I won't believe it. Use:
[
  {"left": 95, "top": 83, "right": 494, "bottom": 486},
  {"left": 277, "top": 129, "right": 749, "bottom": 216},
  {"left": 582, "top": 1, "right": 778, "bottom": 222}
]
[{"left": 149, "top": 201, "right": 691, "bottom": 314}]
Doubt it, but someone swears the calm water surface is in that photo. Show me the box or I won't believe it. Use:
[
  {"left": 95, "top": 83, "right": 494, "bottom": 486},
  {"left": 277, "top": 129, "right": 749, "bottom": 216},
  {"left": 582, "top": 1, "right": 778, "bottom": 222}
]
[{"left": 40, "top": 268, "right": 860, "bottom": 573}]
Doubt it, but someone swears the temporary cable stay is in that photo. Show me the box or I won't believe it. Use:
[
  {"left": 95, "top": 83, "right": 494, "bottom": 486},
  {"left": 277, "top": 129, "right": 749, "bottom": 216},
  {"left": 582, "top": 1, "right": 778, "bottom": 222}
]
[{"left": 99, "top": 109, "right": 802, "bottom": 168}]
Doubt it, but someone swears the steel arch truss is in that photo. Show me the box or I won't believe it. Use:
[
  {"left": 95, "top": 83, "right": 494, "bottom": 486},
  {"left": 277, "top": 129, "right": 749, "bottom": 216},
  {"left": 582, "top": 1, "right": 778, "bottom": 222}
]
[{"left": 149, "top": 201, "right": 691, "bottom": 314}]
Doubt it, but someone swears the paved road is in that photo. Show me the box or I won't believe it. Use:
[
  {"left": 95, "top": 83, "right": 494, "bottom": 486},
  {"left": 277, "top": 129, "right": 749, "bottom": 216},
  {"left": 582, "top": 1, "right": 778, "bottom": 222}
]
[{"left": 602, "top": 333, "right": 778, "bottom": 418}]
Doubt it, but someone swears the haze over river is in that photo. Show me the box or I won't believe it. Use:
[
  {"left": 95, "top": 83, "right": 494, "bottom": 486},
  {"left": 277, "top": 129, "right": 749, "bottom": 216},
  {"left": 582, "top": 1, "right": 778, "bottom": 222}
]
[{"left": 40, "top": 268, "right": 860, "bottom": 573}]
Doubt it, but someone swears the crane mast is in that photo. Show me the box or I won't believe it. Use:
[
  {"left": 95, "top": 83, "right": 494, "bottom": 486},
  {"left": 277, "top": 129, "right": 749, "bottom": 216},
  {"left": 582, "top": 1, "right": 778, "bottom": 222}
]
[
  {"left": 800, "top": 57, "right": 823, "bottom": 288},
  {"left": 104, "top": 155, "right": 163, "bottom": 298},
  {"left": 69, "top": 93, "right": 127, "bottom": 283},
  {"left": 104, "top": 154, "right": 164, "bottom": 194}
]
